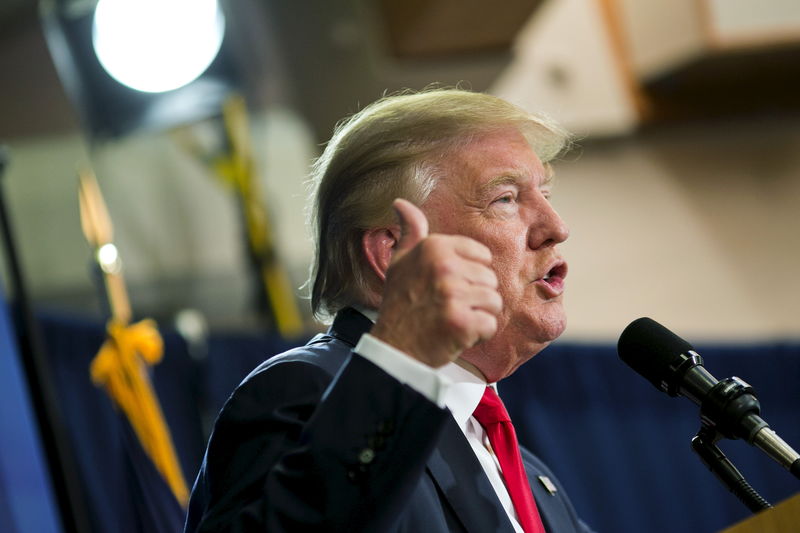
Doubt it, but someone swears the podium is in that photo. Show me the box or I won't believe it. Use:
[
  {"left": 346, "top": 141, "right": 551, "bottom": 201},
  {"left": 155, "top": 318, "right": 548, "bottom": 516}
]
[{"left": 720, "top": 493, "right": 800, "bottom": 532}]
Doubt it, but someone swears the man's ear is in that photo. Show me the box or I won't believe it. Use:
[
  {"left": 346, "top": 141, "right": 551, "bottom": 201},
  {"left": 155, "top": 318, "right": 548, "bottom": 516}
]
[{"left": 362, "top": 226, "right": 401, "bottom": 282}]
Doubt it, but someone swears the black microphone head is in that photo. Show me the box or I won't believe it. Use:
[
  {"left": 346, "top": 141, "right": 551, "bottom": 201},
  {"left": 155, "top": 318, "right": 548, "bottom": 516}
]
[{"left": 618, "top": 317, "right": 698, "bottom": 396}]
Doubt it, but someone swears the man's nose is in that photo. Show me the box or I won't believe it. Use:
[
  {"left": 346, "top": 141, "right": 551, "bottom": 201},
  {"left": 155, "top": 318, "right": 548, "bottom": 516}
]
[{"left": 527, "top": 200, "right": 569, "bottom": 250}]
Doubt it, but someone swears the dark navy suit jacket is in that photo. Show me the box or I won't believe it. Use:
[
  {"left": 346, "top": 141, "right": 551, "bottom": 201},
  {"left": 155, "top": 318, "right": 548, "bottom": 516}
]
[{"left": 185, "top": 308, "right": 593, "bottom": 532}]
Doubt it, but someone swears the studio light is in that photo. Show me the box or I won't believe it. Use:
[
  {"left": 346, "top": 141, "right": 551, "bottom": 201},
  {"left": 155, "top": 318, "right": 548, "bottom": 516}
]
[
  {"left": 92, "top": 0, "right": 226, "bottom": 93},
  {"left": 41, "top": 0, "right": 239, "bottom": 139}
]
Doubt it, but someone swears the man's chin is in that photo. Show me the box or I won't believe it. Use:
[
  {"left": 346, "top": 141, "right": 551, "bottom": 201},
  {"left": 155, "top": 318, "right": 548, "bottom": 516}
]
[
  {"left": 543, "top": 317, "right": 567, "bottom": 342},
  {"left": 517, "top": 305, "right": 567, "bottom": 344}
]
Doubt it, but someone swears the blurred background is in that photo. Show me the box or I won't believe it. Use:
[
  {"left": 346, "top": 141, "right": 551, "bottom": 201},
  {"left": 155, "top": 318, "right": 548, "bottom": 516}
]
[{"left": 0, "top": 0, "right": 798, "bottom": 532}]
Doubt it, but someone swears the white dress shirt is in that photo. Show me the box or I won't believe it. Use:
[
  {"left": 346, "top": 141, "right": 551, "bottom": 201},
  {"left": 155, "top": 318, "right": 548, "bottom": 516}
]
[{"left": 353, "top": 309, "right": 525, "bottom": 533}]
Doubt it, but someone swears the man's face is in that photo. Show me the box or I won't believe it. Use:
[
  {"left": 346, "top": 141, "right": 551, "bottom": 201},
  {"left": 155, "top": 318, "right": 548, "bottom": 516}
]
[{"left": 423, "top": 127, "right": 569, "bottom": 382}]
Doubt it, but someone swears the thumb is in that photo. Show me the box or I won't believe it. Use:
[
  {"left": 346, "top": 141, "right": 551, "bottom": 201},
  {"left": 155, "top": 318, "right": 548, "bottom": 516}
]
[{"left": 393, "top": 198, "right": 429, "bottom": 255}]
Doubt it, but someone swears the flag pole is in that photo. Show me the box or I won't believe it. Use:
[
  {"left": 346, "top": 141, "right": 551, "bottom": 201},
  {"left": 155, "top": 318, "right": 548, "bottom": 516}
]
[{"left": 78, "top": 168, "right": 190, "bottom": 507}]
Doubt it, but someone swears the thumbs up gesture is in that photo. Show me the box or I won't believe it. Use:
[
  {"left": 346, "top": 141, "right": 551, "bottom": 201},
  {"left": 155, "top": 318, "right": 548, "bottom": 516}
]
[{"left": 371, "top": 199, "right": 502, "bottom": 368}]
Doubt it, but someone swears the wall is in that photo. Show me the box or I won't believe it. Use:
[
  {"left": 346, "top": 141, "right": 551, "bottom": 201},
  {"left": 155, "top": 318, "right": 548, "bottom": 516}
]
[{"left": 554, "top": 118, "right": 800, "bottom": 341}]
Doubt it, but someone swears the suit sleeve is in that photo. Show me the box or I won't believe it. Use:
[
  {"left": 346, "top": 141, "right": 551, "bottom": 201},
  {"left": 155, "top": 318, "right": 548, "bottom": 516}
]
[{"left": 188, "top": 351, "right": 450, "bottom": 532}]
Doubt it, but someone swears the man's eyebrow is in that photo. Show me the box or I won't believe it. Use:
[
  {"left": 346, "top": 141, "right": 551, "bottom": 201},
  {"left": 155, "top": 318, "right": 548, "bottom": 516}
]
[
  {"left": 478, "top": 166, "right": 555, "bottom": 196},
  {"left": 478, "top": 175, "right": 521, "bottom": 196}
]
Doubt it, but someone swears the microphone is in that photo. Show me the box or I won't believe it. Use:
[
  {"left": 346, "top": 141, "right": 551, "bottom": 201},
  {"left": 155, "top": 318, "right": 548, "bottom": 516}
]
[{"left": 618, "top": 317, "right": 800, "bottom": 479}]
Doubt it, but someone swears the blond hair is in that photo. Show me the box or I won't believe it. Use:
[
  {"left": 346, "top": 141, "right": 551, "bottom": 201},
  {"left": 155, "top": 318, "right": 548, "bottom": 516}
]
[{"left": 307, "top": 88, "right": 570, "bottom": 320}]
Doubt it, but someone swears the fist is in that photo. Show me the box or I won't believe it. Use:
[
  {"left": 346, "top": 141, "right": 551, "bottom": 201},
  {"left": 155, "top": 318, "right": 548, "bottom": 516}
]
[{"left": 371, "top": 199, "right": 502, "bottom": 368}]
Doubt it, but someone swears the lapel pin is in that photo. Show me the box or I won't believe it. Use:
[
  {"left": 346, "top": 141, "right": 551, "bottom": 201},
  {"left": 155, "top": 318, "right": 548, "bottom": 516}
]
[{"left": 538, "top": 475, "right": 558, "bottom": 495}]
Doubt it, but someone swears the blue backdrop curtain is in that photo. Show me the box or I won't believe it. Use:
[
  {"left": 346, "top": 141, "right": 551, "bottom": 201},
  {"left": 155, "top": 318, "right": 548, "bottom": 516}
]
[
  {"left": 29, "top": 310, "right": 800, "bottom": 533},
  {"left": 37, "top": 313, "right": 203, "bottom": 533},
  {"left": 0, "top": 289, "right": 62, "bottom": 533},
  {"left": 503, "top": 342, "right": 800, "bottom": 533}
]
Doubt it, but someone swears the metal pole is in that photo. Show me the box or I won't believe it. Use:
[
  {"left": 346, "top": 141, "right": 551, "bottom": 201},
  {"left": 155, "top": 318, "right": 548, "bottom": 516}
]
[{"left": 0, "top": 146, "right": 91, "bottom": 533}]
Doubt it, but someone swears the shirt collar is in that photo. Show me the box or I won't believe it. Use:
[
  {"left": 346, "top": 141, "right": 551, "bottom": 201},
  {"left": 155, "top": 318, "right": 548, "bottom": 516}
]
[
  {"left": 438, "top": 362, "right": 495, "bottom": 430},
  {"left": 354, "top": 305, "right": 378, "bottom": 323}
]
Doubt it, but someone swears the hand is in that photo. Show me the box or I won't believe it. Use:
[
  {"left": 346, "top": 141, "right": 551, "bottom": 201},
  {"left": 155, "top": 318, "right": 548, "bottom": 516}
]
[{"left": 371, "top": 199, "right": 502, "bottom": 368}]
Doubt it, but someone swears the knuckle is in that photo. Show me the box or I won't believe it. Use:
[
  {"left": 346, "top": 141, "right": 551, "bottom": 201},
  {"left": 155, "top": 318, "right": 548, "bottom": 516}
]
[
  {"left": 468, "top": 313, "right": 496, "bottom": 347},
  {"left": 475, "top": 286, "right": 501, "bottom": 314},
  {"left": 462, "top": 239, "right": 492, "bottom": 263},
  {"left": 482, "top": 315, "right": 498, "bottom": 338},
  {"left": 479, "top": 243, "right": 493, "bottom": 263},
  {"left": 481, "top": 266, "right": 499, "bottom": 288},
  {"left": 433, "top": 257, "right": 456, "bottom": 277},
  {"left": 425, "top": 234, "right": 442, "bottom": 245},
  {"left": 442, "top": 304, "right": 467, "bottom": 333},
  {"left": 423, "top": 234, "right": 446, "bottom": 253},
  {"left": 416, "top": 237, "right": 435, "bottom": 258},
  {"left": 491, "top": 289, "right": 503, "bottom": 311},
  {"left": 435, "top": 278, "right": 458, "bottom": 300}
]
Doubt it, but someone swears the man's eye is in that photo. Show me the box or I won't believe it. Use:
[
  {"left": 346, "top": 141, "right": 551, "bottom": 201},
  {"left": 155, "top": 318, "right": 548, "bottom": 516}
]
[{"left": 494, "top": 194, "right": 515, "bottom": 204}]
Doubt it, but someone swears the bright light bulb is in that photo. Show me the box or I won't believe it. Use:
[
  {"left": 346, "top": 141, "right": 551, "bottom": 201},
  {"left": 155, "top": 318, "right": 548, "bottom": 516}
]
[
  {"left": 97, "top": 243, "right": 122, "bottom": 273},
  {"left": 92, "top": 0, "right": 226, "bottom": 93}
]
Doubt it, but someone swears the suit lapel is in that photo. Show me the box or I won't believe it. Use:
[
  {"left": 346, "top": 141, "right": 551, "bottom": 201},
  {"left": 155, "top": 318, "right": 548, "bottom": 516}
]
[
  {"left": 426, "top": 416, "right": 517, "bottom": 533},
  {"left": 522, "top": 449, "right": 573, "bottom": 533}
]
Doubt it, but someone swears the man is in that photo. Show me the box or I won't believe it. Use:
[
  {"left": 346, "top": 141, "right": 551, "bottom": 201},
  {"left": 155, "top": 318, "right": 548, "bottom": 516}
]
[{"left": 185, "top": 88, "right": 593, "bottom": 532}]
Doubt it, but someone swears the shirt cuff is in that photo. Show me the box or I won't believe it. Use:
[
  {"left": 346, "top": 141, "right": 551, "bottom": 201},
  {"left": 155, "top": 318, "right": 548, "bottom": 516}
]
[{"left": 354, "top": 333, "right": 450, "bottom": 407}]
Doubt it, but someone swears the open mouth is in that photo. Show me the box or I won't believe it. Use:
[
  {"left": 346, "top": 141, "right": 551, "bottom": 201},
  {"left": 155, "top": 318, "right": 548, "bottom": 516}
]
[
  {"left": 535, "top": 261, "right": 567, "bottom": 296},
  {"left": 542, "top": 262, "right": 567, "bottom": 284}
]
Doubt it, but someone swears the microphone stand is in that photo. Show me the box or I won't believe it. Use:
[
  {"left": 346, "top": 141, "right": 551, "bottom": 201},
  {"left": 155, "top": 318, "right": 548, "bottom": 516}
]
[{"left": 692, "top": 423, "right": 772, "bottom": 513}]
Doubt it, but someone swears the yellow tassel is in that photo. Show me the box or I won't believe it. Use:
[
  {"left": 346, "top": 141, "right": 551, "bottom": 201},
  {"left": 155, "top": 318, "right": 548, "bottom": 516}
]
[{"left": 90, "top": 319, "right": 189, "bottom": 507}]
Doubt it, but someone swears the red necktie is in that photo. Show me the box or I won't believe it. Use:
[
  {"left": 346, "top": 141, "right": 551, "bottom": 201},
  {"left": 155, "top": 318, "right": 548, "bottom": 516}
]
[{"left": 473, "top": 386, "right": 546, "bottom": 533}]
